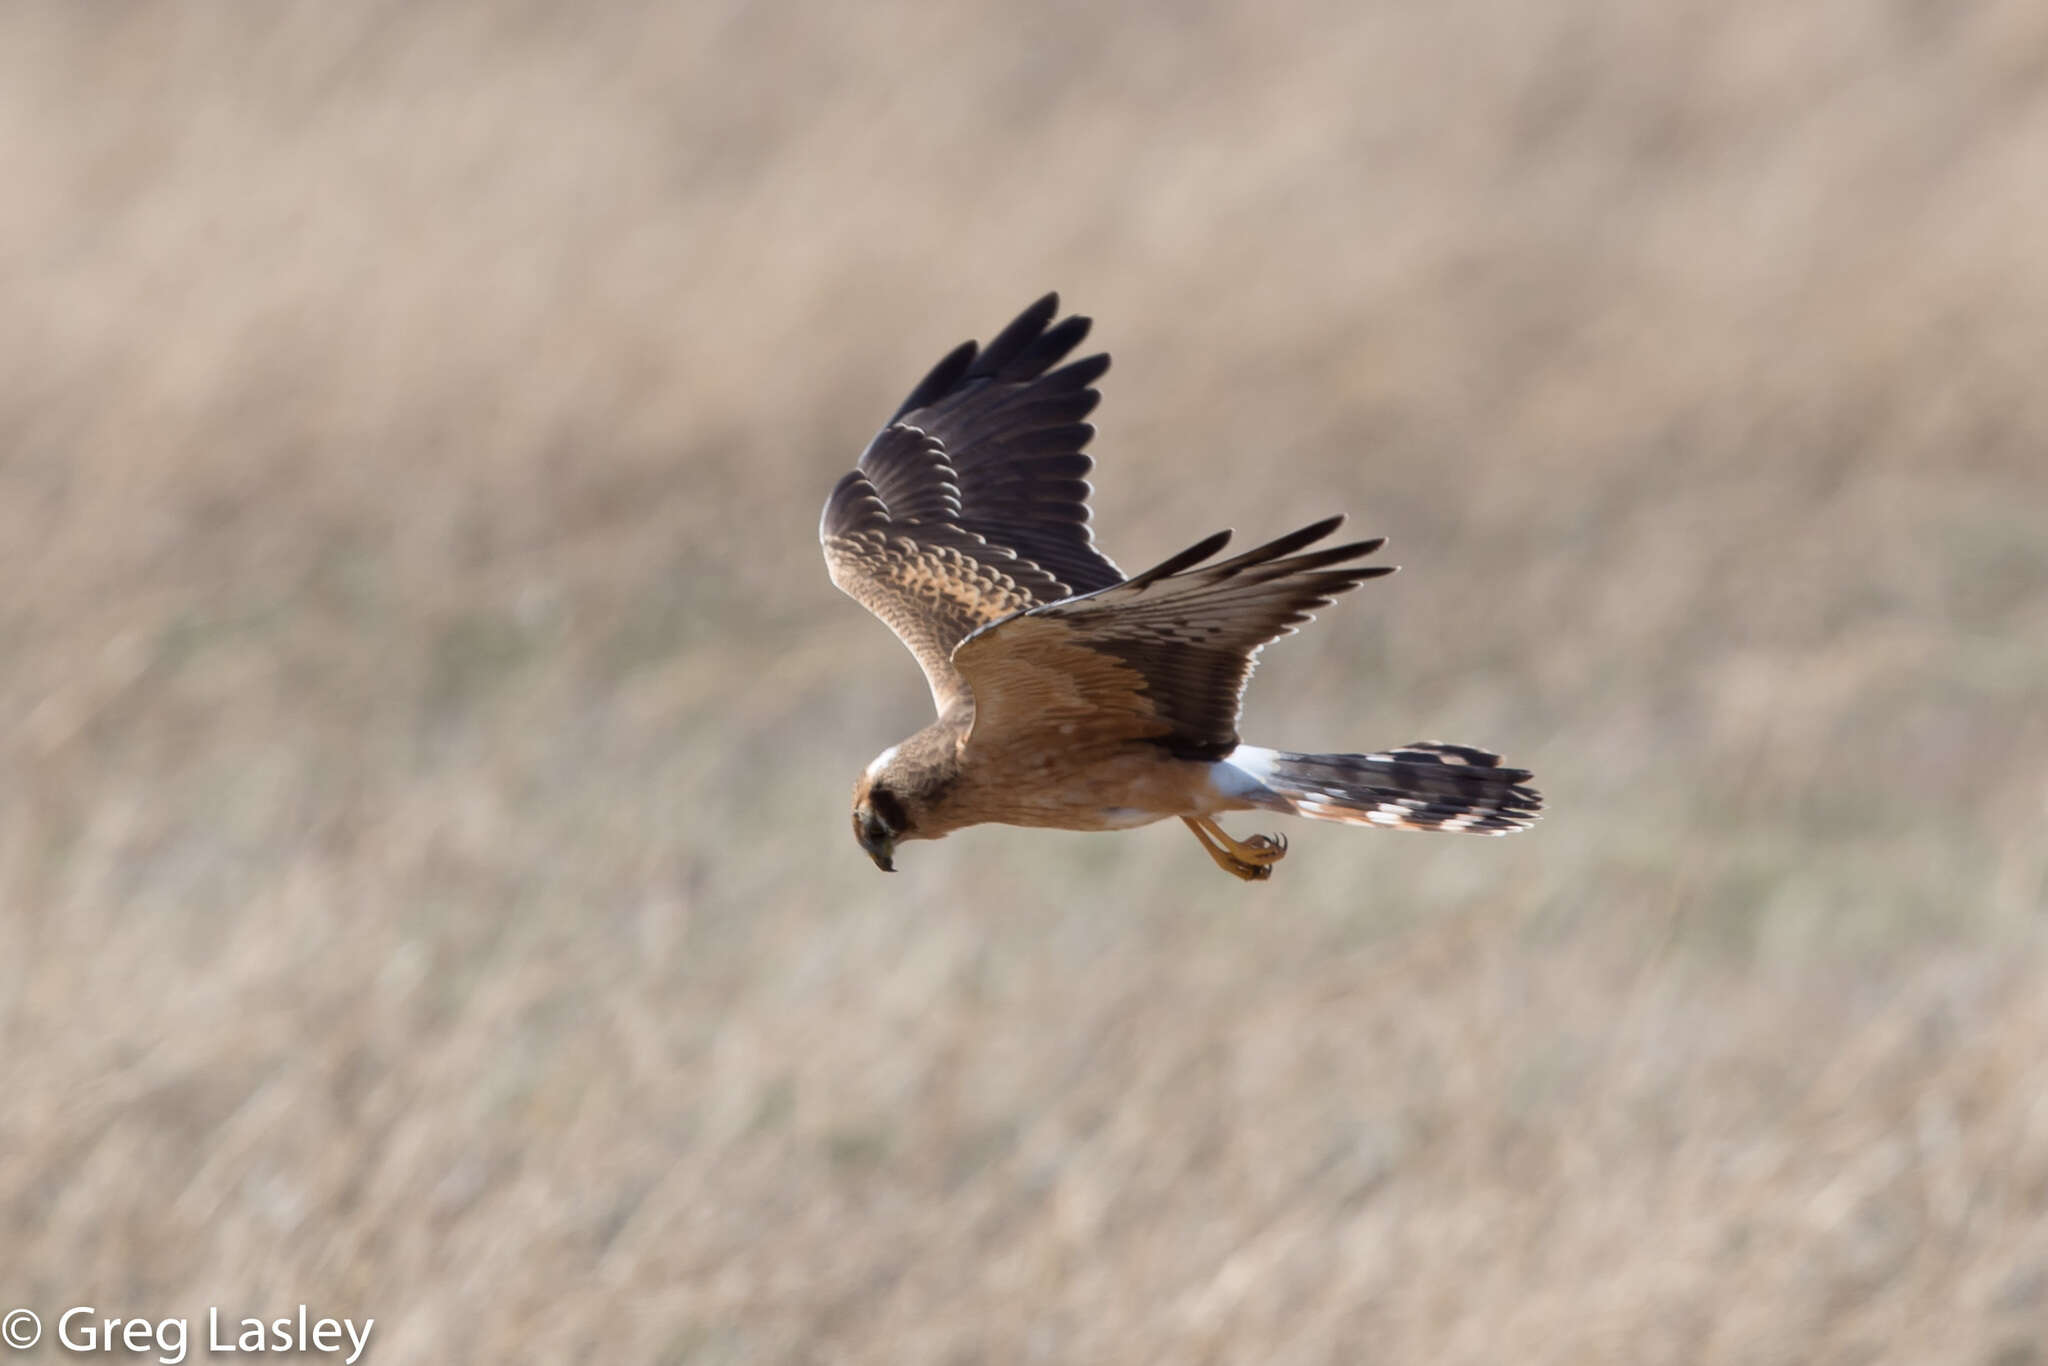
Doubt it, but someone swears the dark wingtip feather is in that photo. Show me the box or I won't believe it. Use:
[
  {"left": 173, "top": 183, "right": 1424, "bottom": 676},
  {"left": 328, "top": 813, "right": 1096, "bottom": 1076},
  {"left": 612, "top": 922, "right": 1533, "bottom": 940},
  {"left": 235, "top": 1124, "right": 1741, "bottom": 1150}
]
[
  {"left": 974, "top": 294, "right": 1064, "bottom": 378},
  {"left": 891, "top": 339, "right": 978, "bottom": 423},
  {"left": 1283, "top": 537, "right": 1389, "bottom": 571},
  {"left": 1121, "top": 529, "right": 1235, "bottom": 590},
  {"left": 1006, "top": 314, "right": 1091, "bottom": 379},
  {"left": 1205, "top": 515, "right": 1350, "bottom": 575},
  {"left": 1045, "top": 352, "right": 1111, "bottom": 391},
  {"left": 1302, "top": 513, "right": 1347, "bottom": 539},
  {"left": 1318, "top": 565, "right": 1400, "bottom": 589}
]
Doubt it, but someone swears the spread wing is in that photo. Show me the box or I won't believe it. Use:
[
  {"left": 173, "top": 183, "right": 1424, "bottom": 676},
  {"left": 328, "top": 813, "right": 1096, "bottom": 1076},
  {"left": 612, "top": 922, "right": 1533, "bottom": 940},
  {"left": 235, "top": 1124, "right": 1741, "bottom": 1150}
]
[
  {"left": 821, "top": 294, "right": 1124, "bottom": 715},
  {"left": 952, "top": 517, "right": 1394, "bottom": 761}
]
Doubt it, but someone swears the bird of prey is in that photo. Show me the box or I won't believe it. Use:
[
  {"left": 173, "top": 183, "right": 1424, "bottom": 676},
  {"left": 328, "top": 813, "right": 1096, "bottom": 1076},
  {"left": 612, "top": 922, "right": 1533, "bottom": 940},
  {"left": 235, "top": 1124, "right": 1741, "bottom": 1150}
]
[{"left": 820, "top": 295, "right": 1540, "bottom": 881}]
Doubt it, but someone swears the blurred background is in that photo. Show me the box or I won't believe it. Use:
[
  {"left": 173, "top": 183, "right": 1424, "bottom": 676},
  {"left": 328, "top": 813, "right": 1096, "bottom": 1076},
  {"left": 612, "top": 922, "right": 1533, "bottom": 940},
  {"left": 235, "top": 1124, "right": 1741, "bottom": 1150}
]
[{"left": 5, "top": 2, "right": 2047, "bottom": 1361}]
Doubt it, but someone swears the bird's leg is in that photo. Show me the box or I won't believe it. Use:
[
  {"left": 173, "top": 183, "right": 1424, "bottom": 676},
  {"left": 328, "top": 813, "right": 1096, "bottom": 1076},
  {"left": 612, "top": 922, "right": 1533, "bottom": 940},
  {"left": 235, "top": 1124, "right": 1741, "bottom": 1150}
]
[
  {"left": 1184, "top": 817, "right": 1264, "bottom": 880},
  {"left": 1194, "top": 816, "right": 1289, "bottom": 866},
  {"left": 1182, "top": 816, "right": 1288, "bottom": 881},
  {"left": 1209, "top": 819, "right": 1288, "bottom": 866}
]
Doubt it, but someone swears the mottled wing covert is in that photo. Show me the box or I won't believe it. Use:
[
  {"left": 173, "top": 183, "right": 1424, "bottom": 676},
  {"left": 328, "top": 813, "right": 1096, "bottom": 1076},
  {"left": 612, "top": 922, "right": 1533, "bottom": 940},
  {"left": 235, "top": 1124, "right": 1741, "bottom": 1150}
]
[
  {"left": 953, "top": 517, "right": 1395, "bottom": 759},
  {"left": 821, "top": 294, "right": 1123, "bottom": 714}
]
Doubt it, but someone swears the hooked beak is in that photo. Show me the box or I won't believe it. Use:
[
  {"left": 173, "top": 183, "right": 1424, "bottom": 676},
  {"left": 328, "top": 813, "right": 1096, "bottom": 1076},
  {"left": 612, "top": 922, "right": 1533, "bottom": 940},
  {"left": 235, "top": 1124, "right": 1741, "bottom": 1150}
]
[{"left": 859, "top": 831, "right": 896, "bottom": 873}]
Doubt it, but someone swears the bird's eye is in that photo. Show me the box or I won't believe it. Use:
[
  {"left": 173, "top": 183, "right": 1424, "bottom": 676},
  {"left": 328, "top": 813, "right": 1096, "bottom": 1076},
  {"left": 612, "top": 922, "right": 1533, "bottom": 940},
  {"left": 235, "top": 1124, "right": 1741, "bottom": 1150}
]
[{"left": 868, "top": 788, "right": 908, "bottom": 833}]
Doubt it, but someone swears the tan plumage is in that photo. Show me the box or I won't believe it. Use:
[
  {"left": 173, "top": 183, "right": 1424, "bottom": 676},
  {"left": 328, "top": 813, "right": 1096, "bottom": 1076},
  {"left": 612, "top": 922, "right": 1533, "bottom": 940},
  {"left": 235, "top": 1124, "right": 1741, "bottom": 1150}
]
[{"left": 822, "top": 295, "right": 1540, "bottom": 881}]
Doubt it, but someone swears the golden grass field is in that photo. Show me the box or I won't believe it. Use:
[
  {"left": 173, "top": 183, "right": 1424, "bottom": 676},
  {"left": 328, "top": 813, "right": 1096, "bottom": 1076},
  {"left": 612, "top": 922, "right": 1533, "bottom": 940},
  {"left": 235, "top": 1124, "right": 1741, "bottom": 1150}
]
[{"left": 6, "top": 2, "right": 2048, "bottom": 1361}]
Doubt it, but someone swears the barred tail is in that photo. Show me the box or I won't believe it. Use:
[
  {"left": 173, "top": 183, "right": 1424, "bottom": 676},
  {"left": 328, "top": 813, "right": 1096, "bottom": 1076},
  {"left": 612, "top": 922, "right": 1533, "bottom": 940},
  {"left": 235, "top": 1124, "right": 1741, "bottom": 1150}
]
[{"left": 1231, "top": 742, "right": 1542, "bottom": 834}]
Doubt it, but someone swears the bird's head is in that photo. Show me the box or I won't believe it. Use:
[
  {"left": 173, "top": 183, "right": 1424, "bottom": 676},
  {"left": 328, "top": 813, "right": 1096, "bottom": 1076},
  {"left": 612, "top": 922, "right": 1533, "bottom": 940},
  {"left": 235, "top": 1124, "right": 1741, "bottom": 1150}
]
[
  {"left": 850, "top": 731, "right": 962, "bottom": 872},
  {"left": 850, "top": 769, "right": 913, "bottom": 873}
]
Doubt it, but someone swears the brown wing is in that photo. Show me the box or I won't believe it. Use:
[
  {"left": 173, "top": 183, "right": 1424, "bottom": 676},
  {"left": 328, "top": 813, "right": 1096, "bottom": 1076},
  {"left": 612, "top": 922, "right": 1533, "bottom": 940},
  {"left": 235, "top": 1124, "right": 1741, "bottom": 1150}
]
[
  {"left": 952, "top": 517, "right": 1395, "bottom": 759},
  {"left": 821, "top": 294, "right": 1124, "bottom": 714}
]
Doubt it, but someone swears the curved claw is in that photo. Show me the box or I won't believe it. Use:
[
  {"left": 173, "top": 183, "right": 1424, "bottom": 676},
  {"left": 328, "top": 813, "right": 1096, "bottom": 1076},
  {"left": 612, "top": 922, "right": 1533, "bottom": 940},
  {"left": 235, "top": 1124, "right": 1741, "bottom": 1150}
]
[
  {"left": 1184, "top": 817, "right": 1290, "bottom": 879},
  {"left": 1235, "top": 832, "right": 1288, "bottom": 864}
]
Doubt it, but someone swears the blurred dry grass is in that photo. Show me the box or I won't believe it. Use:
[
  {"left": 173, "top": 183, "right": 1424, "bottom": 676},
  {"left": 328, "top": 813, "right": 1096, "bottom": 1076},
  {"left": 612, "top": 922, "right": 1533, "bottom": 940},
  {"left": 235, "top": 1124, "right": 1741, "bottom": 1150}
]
[{"left": 4, "top": 1, "right": 2048, "bottom": 1362}]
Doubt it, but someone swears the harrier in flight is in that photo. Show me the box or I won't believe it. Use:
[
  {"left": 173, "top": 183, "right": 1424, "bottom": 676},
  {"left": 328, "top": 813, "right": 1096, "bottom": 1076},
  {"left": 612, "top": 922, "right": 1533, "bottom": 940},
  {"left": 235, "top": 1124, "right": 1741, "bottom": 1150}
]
[{"left": 821, "top": 295, "right": 1540, "bottom": 881}]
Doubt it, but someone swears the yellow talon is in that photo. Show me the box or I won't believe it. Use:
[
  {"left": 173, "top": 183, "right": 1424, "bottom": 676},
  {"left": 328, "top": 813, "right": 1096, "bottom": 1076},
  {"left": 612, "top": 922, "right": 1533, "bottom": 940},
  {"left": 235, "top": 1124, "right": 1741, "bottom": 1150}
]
[{"left": 1183, "top": 817, "right": 1290, "bottom": 881}]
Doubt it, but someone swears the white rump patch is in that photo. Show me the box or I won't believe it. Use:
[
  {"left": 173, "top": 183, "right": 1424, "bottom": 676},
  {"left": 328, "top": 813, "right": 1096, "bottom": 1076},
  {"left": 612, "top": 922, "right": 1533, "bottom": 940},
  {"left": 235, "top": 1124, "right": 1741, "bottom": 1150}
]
[{"left": 1210, "top": 745, "right": 1283, "bottom": 801}]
